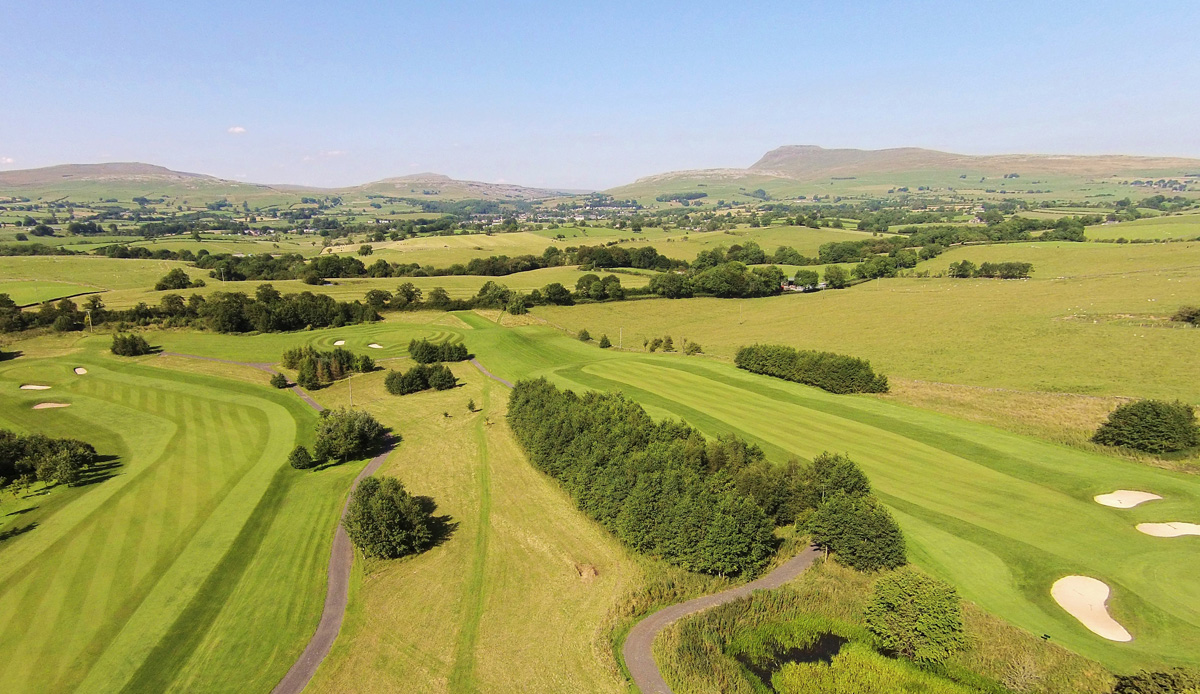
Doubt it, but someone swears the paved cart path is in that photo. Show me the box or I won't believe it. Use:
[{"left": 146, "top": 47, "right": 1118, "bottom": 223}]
[{"left": 622, "top": 546, "right": 822, "bottom": 694}]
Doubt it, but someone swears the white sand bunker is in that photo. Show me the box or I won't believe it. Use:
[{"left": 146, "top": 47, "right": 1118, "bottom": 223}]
[
  {"left": 33, "top": 402, "right": 71, "bottom": 410},
  {"left": 368, "top": 343, "right": 383, "bottom": 349},
  {"left": 74, "top": 367, "right": 87, "bottom": 375},
  {"left": 1094, "top": 490, "right": 1162, "bottom": 508},
  {"left": 20, "top": 384, "right": 51, "bottom": 390},
  {"left": 333, "top": 340, "right": 346, "bottom": 346},
  {"left": 1137, "top": 522, "right": 1200, "bottom": 538},
  {"left": 1051, "top": 576, "right": 1132, "bottom": 642}
]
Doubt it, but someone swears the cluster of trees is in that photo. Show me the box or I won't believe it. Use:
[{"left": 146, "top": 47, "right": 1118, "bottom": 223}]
[
  {"left": 805, "top": 453, "right": 906, "bottom": 571},
  {"left": 282, "top": 346, "right": 375, "bottom": 389},
  {"left": 1092, "top": 400, "right": 1198, "bottom": 454},
  {"left": 947, "top": 260, "right": 1034, "bottom": 279},
  {"left": 409, "top": 338, "right": 469, "bottom": 363},
  {"left": 0, "top": 243, "right": 79, "bottom": 257},
  {"left": 656, "top": 192, "right": 708, "bottom": 204},
  {"left": 153, "top": 268, "right": 205, "bottom": 291},
  {"left": 735, "top": 344, "right": 889, "bottom": 394},
  {"left": 508, "top": 378, "right": 780, "bottom": 575},
  {"left": 0, "top": 429, "right": 99, "bottom": 489},
  {"left": 1172, "top": 305, "right": 1199, "bottom": 326},
  {"left": 573, "top": 273, "right": 625, "bottom": 301},
  {"left": 648, "top": 263, "right": 785, "bottom": 299},
  {"left": 343, "top": 476, "right": 438, "bottom": 559},
  {"left": 1, "top": 286, "right": 379, "bottom": 336},
  {"left": 289, "top": 408, "right": 388, "bottom": 469},
  {"left": 384, "top": 363, "right": 457, "bottom": 395},
  {"left": 110, "top": 333, "right": 152, "bottom": 356},
  {"left": 865, "top": 567, "right": 964, "bottom": 663}
]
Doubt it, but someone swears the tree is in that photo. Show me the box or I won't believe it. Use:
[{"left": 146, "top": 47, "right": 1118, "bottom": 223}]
[
  {"left": 807, "top": 492, "right": 906, "bottom": 571},
  {"left": 427, "top": 365, "right": 457, "bottom": 390},
  {"left": 467, "top": 398, "right": 476, "bottom": 412},
  {"left": 865, "top": 566, "right": 965, "bottom": 663},
  {"left": 111, "top": 333, "right": 152, "bottom": 356},
  {"left": 1093, "top": 400, "right": 1199, "bottom": 453},
  {"left": 288, "top": 445, "right": 315, "bottom": 470},
  {"left": 948, "top": 260, "right": 977, "bottom": 278},
  {"left": 805, "top": 452, "right": 871, "bottom": 506},
  {"left": 343, "top": 476, "right": 436, "bottom": 559},
  {"left": 155, "top": 268, "right": 196, "bottom": 291},
  {"left": 598, "top": 334, "right": 612, "bottom": 348},
  {"left": 313, "top": 408, "right": 387, "bottom": 463},
  {"left": 1172, "top": 306, "right": 1200, "bottom": 326},
  {"left": 824, "top": 265, "right": 849, "bottom": 289},
  {"left": 358, "top": 244, "right": 373, "bottom": 256},
  {"left": 578, "top": 329, "right": 591, "bottom": 342},
  {"left": 270, "top": 372, "right": 289, "bottom": 389},
  {"left": 662, "top": 336, "right": 675, "bottom": 352},
  {"left": 541, "top": 282, "right": 573, "bottom": 305}
]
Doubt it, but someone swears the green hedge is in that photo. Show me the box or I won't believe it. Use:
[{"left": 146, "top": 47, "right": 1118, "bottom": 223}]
[{"left": 735, "top": 344, "right": 889, "bottom": 394}]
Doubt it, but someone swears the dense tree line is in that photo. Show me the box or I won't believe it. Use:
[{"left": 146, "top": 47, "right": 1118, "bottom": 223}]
[
  {"left": 648, "top": 262, "right": 785, "bottom": 299},
  {"left": 343, "top": 476, "right": 439, "bottom": 559},
  {"left": 507, "top": 378, "right": 780, "bottom": 575},
  {"left": 947, "top": 260, "right": 1034, "bottom": 279},
  {"left": 408, "top": 338, "right": 469, "bottom": 363},
  {"left": 0, "top": 243, "right": 79, "bottom": 257},
  {"left": 282, "top": 345, "right": 375, "bottom": 389},
  {"left": 1092, "top": 400, "right": 1198, "bottom": 454},
  {"left": 735, "top": 344, "right": 889, "bottom": 394},
  {"left": 0, "top": 430, "right": 99, "bottom": 489},
  {"left": 384, "top": 363, "right": 457, "bottom": 395},
  {"left": 0, "top": 285, "right": 378, "bottom": 335},
  {"left": 805, "top": 453, "right": 907, "bottom": 571}
]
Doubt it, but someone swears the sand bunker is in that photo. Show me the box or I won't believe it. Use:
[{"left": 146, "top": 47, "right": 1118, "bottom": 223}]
[
  {"left": 20, "top": 384, "right": 51, "bottom": 390},
  {"left": 368, "top": 343, "right": 383, "bottom": 349},
  {"left": 73, "top": 367, "right": 87, "bottom": 375},
  {"left": 1094, "top": 490, "right": 1162, "bottom": 508},
  {"left": 333, "top": 340, "right": 346, "bottom": 346},
  {"left": 1136, "top": 522, "right": 1200, "bottom": 538},
  {"left": 1051, "top": 576, "right": 1132, "bottom": 642},
  {"left": 33, "top": 402, "right": 71, "bottom": 410}
]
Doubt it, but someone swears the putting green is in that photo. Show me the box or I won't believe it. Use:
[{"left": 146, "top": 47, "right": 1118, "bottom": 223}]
[{"left": 0, "top": 346, "right": 356, "bottom": 693}]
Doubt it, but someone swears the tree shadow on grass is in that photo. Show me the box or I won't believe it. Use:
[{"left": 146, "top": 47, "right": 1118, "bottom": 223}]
[
  {"left": 5, "top": 506, "right": 36, "bottom": 517},
  {"left": 0, "top": 350, "right": 22, "bottom": 362},
  {"left": 75, "top": 456, "right": 123, "bottom": 487},
  {"left": 0, "top": 523, "right": 37, "bottom": 543},
  {"left": 415, "top": 495, "right": 458, "bottom": 550}
]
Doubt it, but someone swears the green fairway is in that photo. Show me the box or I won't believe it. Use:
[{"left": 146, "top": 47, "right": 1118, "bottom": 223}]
[
  {"left": 0, "top": 339, "right": 358, "bottom": 693},
  {"left": 450, "top": 315, "right": 1200, "bottom": 671},
  {"left": 0, "top": 279, "right": 100, "bottom": 305}
]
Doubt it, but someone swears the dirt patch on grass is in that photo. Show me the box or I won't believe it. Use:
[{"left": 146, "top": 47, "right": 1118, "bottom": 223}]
[
  {"left": 33, "top": 402, "right": 71, "bottom": 409},
  {"left": 575, "top": 563, "right": 598, "bottom": 584}
]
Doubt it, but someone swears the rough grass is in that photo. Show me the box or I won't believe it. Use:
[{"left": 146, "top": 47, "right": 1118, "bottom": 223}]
[
  {"left": 0, "top": 279, "right": 101, "bottom": 305},
  {"left": 0, "top": 255, "right": 204, "bottom": 291},
  {"left": 305, "top": 362, "right": 643, "bottom": 693},
  {"left": 0, "top": 340, "right": 351, "bottom": 693}
]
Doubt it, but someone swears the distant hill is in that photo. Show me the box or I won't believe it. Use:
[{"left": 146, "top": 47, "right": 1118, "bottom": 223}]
[
  {"left": 0, "top": 162, "right": 220, "bottom": 187},
  {"left": 749, "top": 145, "right": 1200, "bottom": 180},
  {"left": 350, "top": 172, "right": 578, "bottom": 201}
]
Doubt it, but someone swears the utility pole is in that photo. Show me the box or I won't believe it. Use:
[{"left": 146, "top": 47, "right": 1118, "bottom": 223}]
[{"left": 348, "top": 372, "right": 353, "bottom": 408}]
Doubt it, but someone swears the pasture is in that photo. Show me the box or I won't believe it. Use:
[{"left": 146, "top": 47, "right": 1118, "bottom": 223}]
[
  {"left": 0, "top": 336, "right": 368, "bottom": 693},
  {"left": 1085, "top": 213, "right": 1200, "bottom": 241},
  {"left": 0, "top": 279, "right": 99, "bottom": 306},
  {"left": 0, "top": 255, "right": 204, "bottom": 292}
]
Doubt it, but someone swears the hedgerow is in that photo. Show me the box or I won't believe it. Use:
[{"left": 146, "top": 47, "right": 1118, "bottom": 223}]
[{"left": 735, "top": 344, "right": 889, "bottom": 394}]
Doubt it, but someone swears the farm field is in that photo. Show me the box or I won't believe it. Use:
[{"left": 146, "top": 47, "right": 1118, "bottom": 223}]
[
  {"left": 536, "top": 241, "right": 1200, "bottom": 402},
  {"left": 0, "top": 255, "right": 203, "bottom": 292},
  {"left": 451, "top": 314, "right": 1200, "bottom": 671},
  {"left": 0, "top": 279, "right": 100, "bottom": 305},
  {"left": 1085, "top": 213, "right": 1200, "bottom": 241},
  {"left": 0, "top": 336, "right": 359, "bottom": 694}
]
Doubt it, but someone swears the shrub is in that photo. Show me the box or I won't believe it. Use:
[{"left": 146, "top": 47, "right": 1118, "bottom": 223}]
[
  {"left": 313, "top": 408, "right": 386, "bottom": 463},
  {"left": 288, "top": 445, "right": 314, "bottom": 469},
  {"left": 343, "top": 476, "right": 435, "bottom": 559},
  {"left": 663, "top": 336, "right": 675, "bottom": 352},
  {"left": 270, "top": 372, "right": 289, "bottom": 389},
  {"left": 111, "top": 333, "right": 152, "bottom": 356},
  {"left": 824, "top": 265, "right": 850, "bottom": 289},
  {"left": 866, "top": 566, "right": 965, "bottom": 663},
  {"left": 1112, "top": 668, "right": 1200, "bottom": 694},
  {"left": 408, "top": 338, "right": 469, "bottom": 363},
  {"left": 598, "top": 334, "right": 611, "bottom": 348},
  {"left": 1092, "top": 400, "right": 1199, "bottom": 453},
  {"left": 1172, "top": 305, "right": 1200, "bottom": 326},
  {"left": 808, "top": 493, "right": 906, "bottom": 571},
  {"left": 154, "top": 267, "right": 198, "bottom": 291},
  {"left": 684, "top": 341, "right": 702, "bottom": 355},
  {"left": 735, "top": 344, "right": 888, "bottom": 394},
  {"left": 578, "top": 328, "right": 591, "bottom": 341}
]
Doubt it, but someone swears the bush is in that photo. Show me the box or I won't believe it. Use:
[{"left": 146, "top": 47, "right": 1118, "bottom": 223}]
[
  {"left": 408, "top": 338, "right": 469, "bottom": 363},
  {"left": 1172, "top": 305, "right": 1200, "bottom": 326},
  {"left": 111, "top": 333, "right": 152, "bottom": 356},
  {"left": 385, "top": 363, "right": 455, "bottom": 395},
  {"left": 1092, "top": 399, "right": 1199, "bottom": 453},
  {"left": 866, "top": 566, "right": 965, "bottom": 663},
  {"left": 684, "top": 341, "right": 702, "bottom": 355},
  {"left": 154, "top": 268, "right": 198, "bottom": 291},
  {"left": 808, "top": 493, "right": 906, "bottom": 571},
  {"left": 735, "top": 344, "right": 889, "bottom": 394},
  {"left": 343, "top": 476, "right": 435, "bottom": 559},
  {"left": 288, "top": 445, "right": 314, "bottom": 469},
  {"left": 578, "top": 328, "right": 591, "bottom": 341},
  {"left": 270, "top": 372, "right": 289, "bottom": 389},
  {"left": 598, "top": 334, "right": 611, "bottom": 348},
  {"left": 1112, "top": 668, "right": 1200, "bottom": 694},
  {"left": 313, "top": 408, "right": 387, "bottom": 463}
]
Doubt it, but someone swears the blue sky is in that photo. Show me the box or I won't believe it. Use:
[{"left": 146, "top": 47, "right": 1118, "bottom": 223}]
[{"left": 1, "top": 1, "right": 1197, "bottom": 189}]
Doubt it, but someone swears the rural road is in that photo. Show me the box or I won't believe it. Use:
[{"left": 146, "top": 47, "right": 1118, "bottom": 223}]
[{"left": 622, "top": 545, "right": 822, "bottom": 694}]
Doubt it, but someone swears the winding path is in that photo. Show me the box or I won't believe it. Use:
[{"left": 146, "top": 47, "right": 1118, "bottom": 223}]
[
  {"left": 470, "top": 358, "right": 514, "bottom": 389},
  {"left": 622, "top": 545, "right": 822, "bottom": 694}
]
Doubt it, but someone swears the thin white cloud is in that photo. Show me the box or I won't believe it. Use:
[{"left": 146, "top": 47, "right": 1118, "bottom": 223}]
[
  {"left": 227, "top": 126, "right": 247, "bottom": 134},
  {"left": 322, "top": 150, "right": 346, "bottom": 157},
  {"left": 0, "top": 156, "right": 13, "bottom": 165}
]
